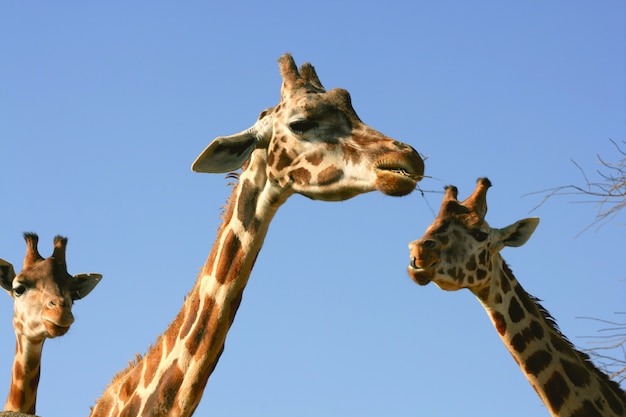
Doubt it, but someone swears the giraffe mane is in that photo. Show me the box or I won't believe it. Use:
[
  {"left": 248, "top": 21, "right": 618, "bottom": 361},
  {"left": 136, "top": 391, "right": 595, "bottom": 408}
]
[{"left": 501, "top": 261, "right": 626, "bottom": 404}]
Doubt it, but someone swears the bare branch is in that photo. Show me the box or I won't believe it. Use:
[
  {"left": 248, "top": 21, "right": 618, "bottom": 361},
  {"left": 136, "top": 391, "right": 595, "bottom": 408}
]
[
  {"left": 525, "top": 139, "right": 626, "bottom": 235},
  {"left": 577, "top": 313, "right": 626, "bottom": 386}
]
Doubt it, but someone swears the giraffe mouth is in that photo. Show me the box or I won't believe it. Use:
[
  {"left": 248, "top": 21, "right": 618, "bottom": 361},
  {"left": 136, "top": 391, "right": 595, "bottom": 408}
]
[
  {"left": 44, "top": 318, "right": 72, "bottom": 337},
  {"left": 408, "top": 257, "right": 434, "bottom": 286},
  {"left": 376, "top": 161, "right": 423, "bottom": 180},
  {"left": 374, "top": 161, "right": 424, "bottom": 197}
]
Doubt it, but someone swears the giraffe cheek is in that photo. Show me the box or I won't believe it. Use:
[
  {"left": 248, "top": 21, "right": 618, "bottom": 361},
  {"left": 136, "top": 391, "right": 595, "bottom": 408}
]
[
  {"left": 288, "top": 167, "right": 312, "bottom": 186},
  {"left": 316, "top": 166, "right": 343, "bottom": 186}
]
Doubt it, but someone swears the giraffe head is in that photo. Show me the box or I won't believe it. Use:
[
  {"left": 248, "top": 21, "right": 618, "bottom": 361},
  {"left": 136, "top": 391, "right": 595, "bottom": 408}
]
[
  {"left": 192, "top": 53, "right": 424, "bottom": 201},
  {"left": 408, "top": 178, "right": 539, "bottom": 292},
  {"left": 1, "top": 233, "right": 102, "bottom": 343}
]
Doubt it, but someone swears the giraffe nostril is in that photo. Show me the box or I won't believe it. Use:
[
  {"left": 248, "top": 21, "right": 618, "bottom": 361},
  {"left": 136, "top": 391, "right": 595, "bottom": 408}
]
[
  {"left": 423, "top": 239, "right": 437, "bottom": 249},
  {"left": 48, "top": 298, "right": 67, "bottom": 309}
]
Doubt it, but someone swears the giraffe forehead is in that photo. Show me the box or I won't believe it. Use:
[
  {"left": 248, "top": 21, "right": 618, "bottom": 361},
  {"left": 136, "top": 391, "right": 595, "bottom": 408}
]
[
  {"left": 428, "top": 211, "right": 487, "bottom": 236},
  {"left": 15, "top": 258, "right": 72, "bottom": 293},
  {"left": 280, "top": 88, "right": 358, "bottom": 122}
]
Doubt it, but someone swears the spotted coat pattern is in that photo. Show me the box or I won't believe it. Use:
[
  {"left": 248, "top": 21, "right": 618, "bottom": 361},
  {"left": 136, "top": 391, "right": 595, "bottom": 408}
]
[
  {"left": 89, "top": 54, "right": 424, "bottom": 417},
  {"left": 408, "top": 178, "right": 626, "bottom": 417},
  {"left": 0, "top": 234, "right": 101, "bottom": 414}
]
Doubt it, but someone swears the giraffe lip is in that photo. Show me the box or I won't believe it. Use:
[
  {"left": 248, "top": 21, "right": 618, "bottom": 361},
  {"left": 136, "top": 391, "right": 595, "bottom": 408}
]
[
  {"left": 408, "top": 258, "right": 434, "bottom": 286},
  {"left": 374, "top": 162, "right": 423, "bottom": 197},
  {"left": 376, "top": 163, "right": 422, "bottom": 181},
  {"left": 44, "top": 318, "right": 72, "bottom": 337}
]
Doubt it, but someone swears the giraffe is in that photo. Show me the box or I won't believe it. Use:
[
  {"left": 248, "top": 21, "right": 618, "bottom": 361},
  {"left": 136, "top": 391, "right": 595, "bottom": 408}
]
[
  {"left": 88, "top": 53, "right": 424, "bottom": 417},
  {"left": 0, "top": 233, "right": 102, "bottom": 414},
  {"left": 407, "top": 177, "right": 626, "bottom": 417}
]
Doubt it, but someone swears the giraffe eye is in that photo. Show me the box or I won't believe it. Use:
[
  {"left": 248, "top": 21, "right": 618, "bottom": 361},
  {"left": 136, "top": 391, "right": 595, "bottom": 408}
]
[
  {"left": 472, "top": 231, "right": 489, "bottom": 242},
  {"left": 289, "top": 120, "right": 318, "bottom": 134},
  {"left": 13, "top": 284, "right": 26, "bottom": 297}
]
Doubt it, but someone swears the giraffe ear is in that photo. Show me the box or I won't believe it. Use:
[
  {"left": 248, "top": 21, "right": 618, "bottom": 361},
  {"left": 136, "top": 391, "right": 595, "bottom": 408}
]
[
  {"left": 191, "top": 131, "right": 258, "bottom": 173},
  {"left": 499, "top": 218, "right": 540, "bottom": 248},
  {"left": 71, "top": 272, "right": 103, "bottom": 300},
  {"left": 0, "top": 258, "right": 16, "bottom": 292}
]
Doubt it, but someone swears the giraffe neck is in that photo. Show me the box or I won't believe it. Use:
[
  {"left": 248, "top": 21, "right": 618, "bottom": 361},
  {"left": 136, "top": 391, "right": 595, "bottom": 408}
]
[
  {"left": 90, "top": 151, "right": 288, "bottom": 417},
  {"left": 4, "top": 335, "right": 43, "bottom": 414},
  {"left": 474, "top": 259, "right": 626, "bottom": 417}
]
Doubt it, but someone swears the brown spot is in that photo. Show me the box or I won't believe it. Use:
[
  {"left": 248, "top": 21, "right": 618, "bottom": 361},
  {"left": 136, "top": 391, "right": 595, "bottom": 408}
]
[
  {"left": 178, "top": 295, "right": 200, "bottom": 341},
  {"left": 275, "top": 149, "right": 293, "bottom": 172},
  {"left": 229, "top": 291, "right": 243, "bottom": 324},
  {"left": 475, "top": 286, "right": 490, "bottom": 300},
  {"left": 508, "top": 297, "right": 525, "bottom": 323},
  {"left": 143, "top": 343, "right": 163, "bottom": 388},
  {"left": 543, "top": 371, "right": 569, "bottom": 414},
  {"left": 549, "top": 332, "right": 571, "bottom": 353},
  {"left": 529, "top": 320, "right": 544, "bottom": 337},
  {"left": 7, "top": 383, "right": 25, "bottom": 407},
  {"left": 119, "top": 392, "right": 142, "bottom": 417},
  {"left": 119, "top": 370, "right": 140, "bottom": 403},
  {"left": 491, "top": 311, "right": 506, "bottom": 335},
  {"left": 305, "top": 150, "right": 323, "bottom": 166},
  {"left": 28, "top": 371, "right": 40, "bottom": 393},
  {"left": 289, "top": 167, "right": 312, "bottom": 185},
  {"left": 447, "top": 267, "right": 464, "bottom": 281},
  {"left": 560, "top": 358, "right": 591, "bottom": 387},
  {"left": 478, "top": 249, "right": 488, "bottom": 266},
  {"left": 600, "top": 380, "right": 626, "bottom": 416},
  {"left": 143, "top": 360, "right": 184, "bottom": 415},
  {"left": 525, "top": 350, "right": 552, "bottom": 376},
  {"left": 499, "top": 269, "right": 511, "bottom": 293},
  {"left": 14, "top": 361, "right": 24, "bottom": 381},
  {"left": 238, "top": 180, "right": 260, "bottom": 230},
  {"left": 185, "top": 296, "right": 219, "bottom": 358},
  {"left": 14, "top": 320, "right": 24, "bottom": 333},
  {"left": 466, "top": 255, "right": 477, "bottom": 271},
  {"left": 164, "top": 314, "right": 182, "bottom": 356},
  {"left": 317, "top": 166, "right": 343, "bottom": 185},
  {"left": 510, "top": 333, "right": 527, "bottom": 354},
  {"left": 511, "top": 320, "right": 544, "bottom": 354},
  {"left": 514, "top": 284, "right": 537, "bottom": 315},
  {"left": 95, "top": 398, "right": 115, "bottom": 417},
  {"left": 570, "top": 401, "right": 603, "bottom": 417},
  {"left": 476, "top": 269, "right": 487, "bottom": 280},
  {"left": 215, "top": 231, "right": 242, "bottom": 284}
]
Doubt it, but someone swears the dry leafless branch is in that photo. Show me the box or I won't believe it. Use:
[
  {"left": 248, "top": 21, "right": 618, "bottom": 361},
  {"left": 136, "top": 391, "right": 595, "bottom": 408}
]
[
  {"left": 526, "top": 139, "right": 626, "bottom": 235},
  {"left": 577, "top": 313, "right": 626, "bottom": 385}
]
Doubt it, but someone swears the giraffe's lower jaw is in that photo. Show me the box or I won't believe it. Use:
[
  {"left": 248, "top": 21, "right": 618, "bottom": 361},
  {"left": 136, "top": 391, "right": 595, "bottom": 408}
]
[
  {"left": 374, "top": 151, "right": 424, "bottom": 196},
  {"left": 375, "top": 168, "right": 420, "bottom": 196},
  {"left": 44, "top": 320, "right": 71, "bottom": 337},
  {"left": 408, "top": 259, "right": 434, "bottom": 286}
]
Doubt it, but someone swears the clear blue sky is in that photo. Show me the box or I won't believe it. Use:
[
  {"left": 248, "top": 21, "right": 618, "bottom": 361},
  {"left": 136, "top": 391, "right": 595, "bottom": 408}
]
[{"left": 1, "top": 2, "right": 624, "bottom": 416}]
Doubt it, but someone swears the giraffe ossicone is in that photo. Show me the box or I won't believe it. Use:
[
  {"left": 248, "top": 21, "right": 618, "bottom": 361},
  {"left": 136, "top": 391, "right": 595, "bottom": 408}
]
[
  {"left": 1, "top": 233, "right": 102, "bottom": 414},
  {"left": 408, "top": 177, "right": 626, "bottom": 417},
  {"left": 89, "top": 53, "right": 424, "bottom": 417}
]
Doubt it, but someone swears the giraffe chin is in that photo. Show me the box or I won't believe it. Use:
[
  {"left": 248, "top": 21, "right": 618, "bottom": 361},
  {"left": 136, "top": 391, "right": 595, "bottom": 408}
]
[
  {"left": 44, "top": 319, "right": 71, "bottom": 338},
  {"left": 407, "top": 265, "right": 434, "bottom": 286},
  {"left": 374, "top": 149, "right": 424, "bottom": 196},
  {"left": 375, "top": 170, "right": 419, "bottom": 196}
]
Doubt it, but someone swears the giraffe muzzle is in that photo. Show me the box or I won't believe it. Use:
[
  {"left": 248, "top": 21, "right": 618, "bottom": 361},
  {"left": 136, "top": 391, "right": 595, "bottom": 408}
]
[{"left": 373, "top": 148, "right": 425, "bottom": 196}]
